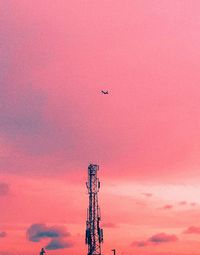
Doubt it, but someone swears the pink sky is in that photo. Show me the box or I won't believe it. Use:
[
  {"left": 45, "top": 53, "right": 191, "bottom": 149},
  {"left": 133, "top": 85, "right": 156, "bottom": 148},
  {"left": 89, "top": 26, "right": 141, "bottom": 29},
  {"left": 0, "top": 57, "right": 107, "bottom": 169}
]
[{"left": 1, "top": 1, "right": 200, "bottom": 255}]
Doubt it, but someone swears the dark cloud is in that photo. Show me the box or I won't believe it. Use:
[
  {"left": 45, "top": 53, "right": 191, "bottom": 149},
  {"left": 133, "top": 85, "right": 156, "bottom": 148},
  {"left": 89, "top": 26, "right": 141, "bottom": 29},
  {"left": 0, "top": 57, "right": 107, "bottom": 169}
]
[
  {"left": 132, "top": 232, "right": 178, "bottom": 248},
  {"left": 27, "top": 224, "right": 72, "bottom": 251},
  {"left": 45, "top": 238, "right": 73, "bottom": 250},
  {"left": 0, "top": 232, "right": 6, "bottom": 238},
  {"left": 102, "top": 222, "right": 118, "bottom": 228},
  {"left": 184, "top": 226, "right": 200, "bottom": 234},
  {"left": 148, "top": 233, "right": 178, "bottom": 243},
  {"left": 162, "top": 204, "right": 173, "bottom": 210},
  {"left": 0, "top": 183, "right": 9, "bottom": 196},
  {"left": 190, "top": 202, "right": 197, "bottom": 207},
  {"left": 27, "top": 223, "right": 70, "bottom": 242}
]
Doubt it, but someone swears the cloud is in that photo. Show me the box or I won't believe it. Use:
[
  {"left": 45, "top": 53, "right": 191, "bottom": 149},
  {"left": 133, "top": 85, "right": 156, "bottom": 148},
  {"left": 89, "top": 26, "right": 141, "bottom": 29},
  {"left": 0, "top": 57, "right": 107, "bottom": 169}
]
[
  {"left": 142, "top": 193, "right": 153, "bottom": 197},
  {"left": 184, "top": 226, "right": 200, "bottom": 234},
  {"left": 148, "top": 233, "right": 178, "bottom": 243},
  {"left": 0, "top": 85, "right": 46, "bottom": 137},
  {"left": 102, "top": 222, "right": 118, "bottom": 228},
  {"left": 132, "top": 241, "right": 149, "bottom": 247},
  {"left": 27, "top": 223, "right": 70, "bottom": 242},
  {"left": 179, "top": 201, "right": 187, "bottom": 206},
  {"left": 132, "top": 232, "right": 178, "bottom": 248},
  {"left": 162, "top": 204, "right": 173, "bottom": 210},
  {"left": 0, "top": 252, "right": 11, "bottom": 255},
  {"left": 2, "top": 0, "right": 200, "bottom": 186},
  {"left": 0, "top": 183, "right": 9, "bottom": 196},
  {"left": 27, "top": 224, "right": 72, "bottom": 250},
  {"left": 0, "top": 232, "right": 6, "bottom": 238},
  {"left": 0, "top": 84, "right": 74, "bottom": 158},
  {"left": 45, "top": 238, "right": 73, "bottom": 250}
]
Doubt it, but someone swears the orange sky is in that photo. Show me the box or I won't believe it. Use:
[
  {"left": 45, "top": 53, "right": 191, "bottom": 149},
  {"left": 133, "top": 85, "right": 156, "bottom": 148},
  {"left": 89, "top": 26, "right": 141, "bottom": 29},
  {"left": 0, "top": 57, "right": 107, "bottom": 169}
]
[{"left": 1, "top": 1, "right": 200, "bottom": 255}]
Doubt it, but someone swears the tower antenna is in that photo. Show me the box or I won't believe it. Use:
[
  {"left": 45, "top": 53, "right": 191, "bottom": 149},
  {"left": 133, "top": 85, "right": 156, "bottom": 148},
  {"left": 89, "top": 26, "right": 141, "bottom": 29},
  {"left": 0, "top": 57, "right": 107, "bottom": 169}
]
[{"left": 85, "top": 164, "right": 103, "bottom": 255}]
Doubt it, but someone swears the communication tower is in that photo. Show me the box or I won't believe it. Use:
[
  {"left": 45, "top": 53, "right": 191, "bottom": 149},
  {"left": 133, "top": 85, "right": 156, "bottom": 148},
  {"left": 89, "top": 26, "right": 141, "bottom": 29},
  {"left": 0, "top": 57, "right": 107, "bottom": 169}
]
[{"left": 85, "top": 164, "right": 103, "bottom": 255}]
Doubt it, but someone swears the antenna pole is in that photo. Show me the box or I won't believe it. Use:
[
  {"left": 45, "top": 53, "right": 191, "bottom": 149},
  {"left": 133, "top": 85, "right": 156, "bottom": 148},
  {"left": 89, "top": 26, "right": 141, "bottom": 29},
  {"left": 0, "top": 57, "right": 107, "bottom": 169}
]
[{"left": 85, "top": 164, "right": 103, "bottom": 255}]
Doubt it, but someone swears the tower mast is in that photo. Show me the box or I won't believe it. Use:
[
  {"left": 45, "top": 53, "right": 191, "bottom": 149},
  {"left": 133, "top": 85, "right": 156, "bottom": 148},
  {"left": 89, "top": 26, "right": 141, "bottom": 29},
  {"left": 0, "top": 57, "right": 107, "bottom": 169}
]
[{"left": 85, "top": 164, "right": 103, "bottom": 255}]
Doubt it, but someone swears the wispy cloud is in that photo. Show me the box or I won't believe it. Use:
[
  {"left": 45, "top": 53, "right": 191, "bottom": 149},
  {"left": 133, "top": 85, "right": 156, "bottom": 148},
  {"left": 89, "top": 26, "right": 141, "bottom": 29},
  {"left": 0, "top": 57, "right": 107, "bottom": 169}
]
[
  {"left": 179, "top": 201, "right": 187, "bottom": 206},
  {"left": 162, "top": 204, "right": 173, "bottom": 210},
  {"left": 148, "top": 233, "right": 178, "bottom": 243},
  {"left": 184, "top": 226, "right": 200, "bottom": 235},
  {"left": 132, "top": 232, "right": 178, "bottom": 247},
  {"left": 0, "top": 183, "right": 9, "bottom": 196},
  {"left": 142, "top": 193, "right": 153, "bottom": 197},
  {"left": 102, "top": 222, "right": 118, "bottom": 228},
  {"left": 0, "top": 232, "right": 6, "bottom": 238}
]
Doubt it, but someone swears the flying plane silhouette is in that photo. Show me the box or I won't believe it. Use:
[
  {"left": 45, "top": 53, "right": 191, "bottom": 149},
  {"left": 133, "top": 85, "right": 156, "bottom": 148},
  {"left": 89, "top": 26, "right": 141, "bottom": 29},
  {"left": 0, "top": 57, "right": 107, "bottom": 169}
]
[{"left": 101, "top": 90, "right": 109, "bottom": 94}]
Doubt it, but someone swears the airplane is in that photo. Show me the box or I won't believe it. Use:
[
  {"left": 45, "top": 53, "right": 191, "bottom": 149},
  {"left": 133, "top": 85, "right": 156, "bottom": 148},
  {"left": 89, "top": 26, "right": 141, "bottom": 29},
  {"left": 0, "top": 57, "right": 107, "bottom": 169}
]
[{"left": 101, "top": 90, "right": 109, "bottom": 94}]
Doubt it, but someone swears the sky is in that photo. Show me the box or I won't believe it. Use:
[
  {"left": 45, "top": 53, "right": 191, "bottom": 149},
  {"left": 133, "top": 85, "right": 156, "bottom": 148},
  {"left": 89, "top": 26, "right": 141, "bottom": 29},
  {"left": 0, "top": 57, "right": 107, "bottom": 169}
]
[{"left": 1, "top": 0, "right": 200, "bottom": 255}]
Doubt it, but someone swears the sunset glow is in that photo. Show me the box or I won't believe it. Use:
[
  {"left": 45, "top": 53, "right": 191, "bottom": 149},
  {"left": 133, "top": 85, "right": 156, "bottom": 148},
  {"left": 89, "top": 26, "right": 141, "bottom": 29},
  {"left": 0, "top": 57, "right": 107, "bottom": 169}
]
[{"left": 1, "top": 1, "right": 200, "bottom": 255}]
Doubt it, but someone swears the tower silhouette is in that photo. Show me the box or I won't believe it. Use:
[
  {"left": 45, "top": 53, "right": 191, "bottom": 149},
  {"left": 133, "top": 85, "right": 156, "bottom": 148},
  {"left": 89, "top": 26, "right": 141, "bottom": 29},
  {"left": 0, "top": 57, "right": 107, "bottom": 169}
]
[{"left": 85, "top": 164, "right": 103, "bottom": 255}]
